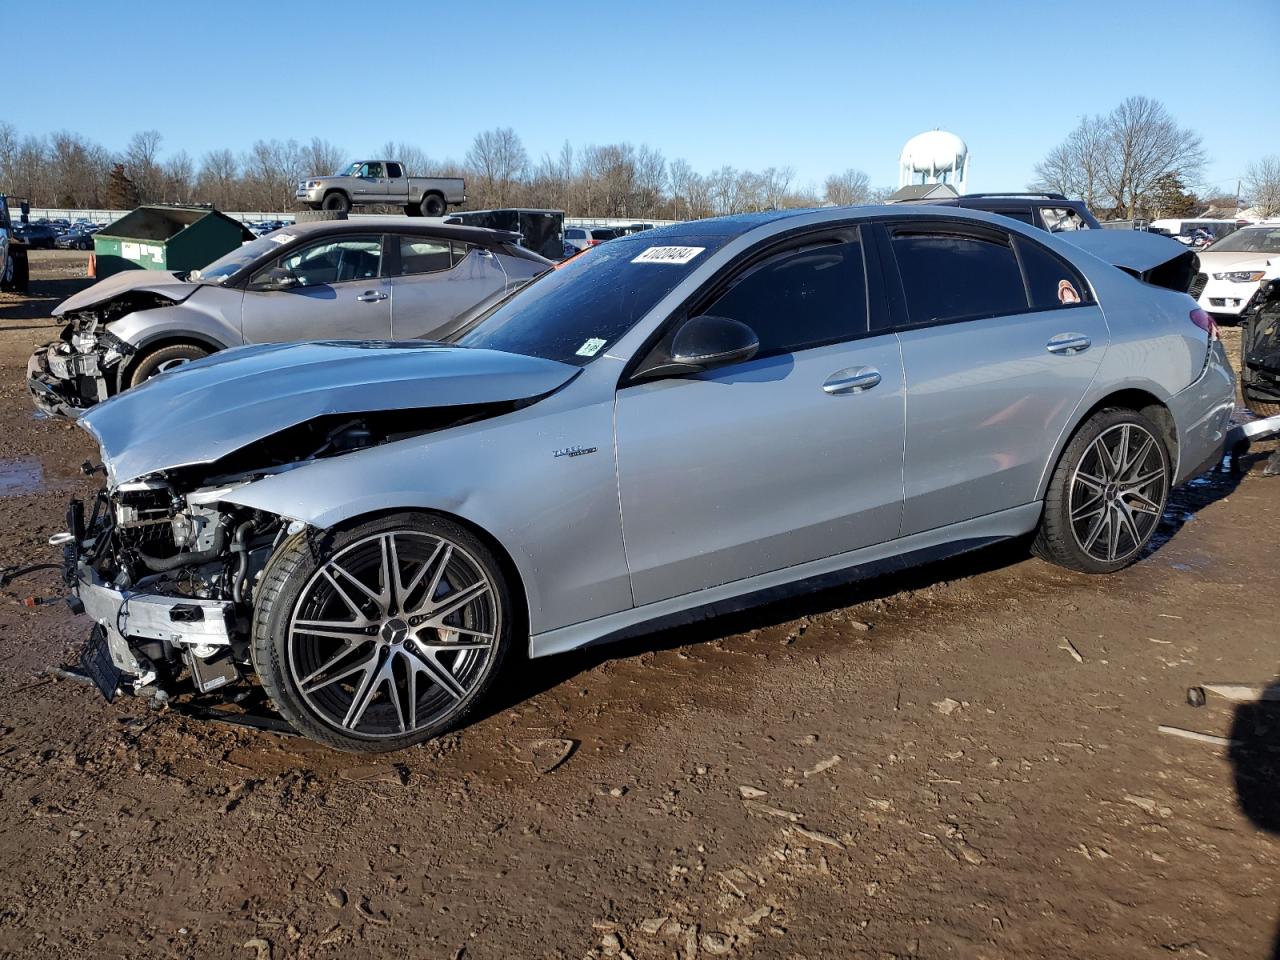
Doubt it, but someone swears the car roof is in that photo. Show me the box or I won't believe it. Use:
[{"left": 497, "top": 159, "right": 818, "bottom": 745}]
[{"left": 282, "top": 217, "right": 521, "bottom": 247}]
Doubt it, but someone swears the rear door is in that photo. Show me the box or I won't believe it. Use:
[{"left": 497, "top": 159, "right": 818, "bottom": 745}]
[
  {"left": 240, "top": 233, "right": 392, "bottom": 342},
  {"left": 614, "top": 226, "right": 906, "bottom": 605},
  {"left": 386, "top": 236, "right": 509, "bottom": 339},
  {"left": 877, "top": 220, "right": 1108, "bottom": 536}
]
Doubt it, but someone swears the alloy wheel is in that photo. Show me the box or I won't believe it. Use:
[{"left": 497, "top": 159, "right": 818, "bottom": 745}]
[
  {"left": 1069, "top": 423, "right": 1167, "bottom": 563},
  {"left": 287, "top": 530, "right": 499, "bottom": 738}
]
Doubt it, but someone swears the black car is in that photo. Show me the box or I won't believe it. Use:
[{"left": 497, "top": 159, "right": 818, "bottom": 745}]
[
  {"left": 15, "top": 223, "right": 58, "bottom": 249},
  {"left": 54, "top": 228, "right": 94, "bottom": 251},
  {"left": 898, "top": 192, "right": 1102, "bottom": 233}
]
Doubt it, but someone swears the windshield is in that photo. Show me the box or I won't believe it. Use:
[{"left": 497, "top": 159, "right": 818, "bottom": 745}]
[
  {"left": 458, "top": 235, "right": 724, "bottom": 365},
  {"left": 191, "top": 231, "right": 297, "bottom": 282},
  {"left": 337, "top": 162, "right": 360, "bottom": 177},
  {"left": 1204, "top": 227, "right": 1280, "bottom": 255}
]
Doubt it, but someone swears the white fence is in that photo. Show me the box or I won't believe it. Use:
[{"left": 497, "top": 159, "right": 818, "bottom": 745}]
[{"left": 19, "top": 208, "right": 686, "bottom": 230}]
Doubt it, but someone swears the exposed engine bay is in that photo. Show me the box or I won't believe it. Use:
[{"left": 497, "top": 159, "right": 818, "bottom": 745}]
[{"left": 60, "top": 408, "right": 498, "bottom": 705}]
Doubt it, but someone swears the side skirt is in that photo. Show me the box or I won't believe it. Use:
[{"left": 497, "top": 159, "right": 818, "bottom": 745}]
[{"left": 529, "top": 502, "right": 1043, "bottom": 659}]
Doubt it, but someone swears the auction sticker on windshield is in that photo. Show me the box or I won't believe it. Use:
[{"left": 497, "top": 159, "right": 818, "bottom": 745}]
[
  {"left": 576, "top": 337, "right": 607, "bottom": 357},
  {"left": 632, "top": 246, "right": 706, "bottom": 265}
]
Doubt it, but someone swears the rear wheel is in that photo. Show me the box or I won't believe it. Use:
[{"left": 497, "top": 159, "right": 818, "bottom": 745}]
[
  {"left": 420, "top": 193, "right": 446, "bottom": 217},
  {"left": 252, "top": 513, "right": 512, "bottom": 753},
  {"left": 1033, "top": 408, "right": 1171, "bottom": 574},
  {"left": 126, "top": 343, "right": 210, "bottom": 387}
]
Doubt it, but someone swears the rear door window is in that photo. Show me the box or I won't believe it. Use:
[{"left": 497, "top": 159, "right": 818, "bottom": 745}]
[
  {"left": 397, "top": 237, "right": 452, "bottom": 275},
  {"left": 697, "top": 234, "right": 868, "bottom": 356},
  {"left": 888, "top": 227, "right": 1028, "bottom": 325},
  {"left": 385, "top": 162, "right": 403, "bottom": 178}
]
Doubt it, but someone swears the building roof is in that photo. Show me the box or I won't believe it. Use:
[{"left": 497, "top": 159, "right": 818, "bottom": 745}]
[{"left": 887, "top": 184, "right": 960, "bottom": 202}]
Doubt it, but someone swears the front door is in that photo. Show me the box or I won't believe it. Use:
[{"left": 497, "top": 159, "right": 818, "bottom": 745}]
[
  {"left": 877, "top": 221, "right": 1109, "bottom": 536},
  {"left": 614, "top": 229, "right": 906, "bottom": 606},
  {"left": 241, "top": 234, "right": 392, "bottom": 343}
]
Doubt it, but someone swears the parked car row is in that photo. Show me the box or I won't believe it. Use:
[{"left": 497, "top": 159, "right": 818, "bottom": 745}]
[{"left": 27, "top": 203, "right": 1271, "bottom": 755}]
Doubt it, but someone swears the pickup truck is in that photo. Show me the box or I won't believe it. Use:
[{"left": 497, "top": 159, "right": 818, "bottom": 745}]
[{"left": 296, "top": 161, "right": 466, "bottom": 216}]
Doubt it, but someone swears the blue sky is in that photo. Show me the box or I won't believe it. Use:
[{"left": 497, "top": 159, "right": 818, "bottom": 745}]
[{"left": 9, "top": 0, "right": 1278, "bottom": 196}]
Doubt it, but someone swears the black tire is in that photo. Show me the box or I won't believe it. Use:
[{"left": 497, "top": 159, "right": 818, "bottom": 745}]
[
  {"left": 420, "top": 193, "right": 446, "bottom": 217},
  {"left": 126, "top": 343, "right": 210, "bottom": 388},
  {"left": 252, "top": 512, "right": 513, "bottom": 753},
  {"left": 294, "top": 209, "right": 348, "bottom": 223},
  {"left": 13, "top": 248, "right": 28, "bottom": 293},
  {"left": 322, "top": 191, "right": 352, "bottom": 213},
  {"left": 1033, "top": 407, "right": 1171, "bottom": 574},
  {"left": 403, "top": 204, "right": 422, "bottom": 218}
]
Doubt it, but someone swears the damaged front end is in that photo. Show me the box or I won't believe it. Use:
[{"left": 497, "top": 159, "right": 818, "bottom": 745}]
[
  {"left": 27, "top": 291, "right": 178, "bottom": 417},
  {"left": 45, "top": 339, "right": 578, "bottom": 712}
]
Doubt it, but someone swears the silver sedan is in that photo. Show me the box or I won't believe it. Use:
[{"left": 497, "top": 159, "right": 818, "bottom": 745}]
[{"left": 58, "top": 206, "right": 1239, "bottom": 752}]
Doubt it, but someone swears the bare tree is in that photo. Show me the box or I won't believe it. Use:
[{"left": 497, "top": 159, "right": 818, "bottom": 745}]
[
  {"left": 244, "top": 139, "right": 307, "bottom": 210},
  {"left": 195, "top": 148, "right": 240, "bottom": 209},
  {"left": 823, "top": 168, "right": 871, "bottom": 206},
  {"left": 465, "top": 127, "right": 527, "bottom": 208},
  {"left": 1031, "top": 116, "right": 1108, "bottom": 210},
  {"left": 1245, "top": 155, "right": 1280, "bottom": 217},
  {"left": 1035, "top": 98, "right": 1205, "bottom": 218},
  {"left": 760, "top": 166, "right": 795, "bottom": 210},
  {"left": 160, "top": 150, "right": 195, "bottom": 202},
  {"left": 668, "top": 158, "right": 711, "bottom": 219},
  {"left": 124, "top": 129, "right": 165, "bottom": 202},
  {"left": 305, "top": 137, "right": 347, "bottom": 177}
]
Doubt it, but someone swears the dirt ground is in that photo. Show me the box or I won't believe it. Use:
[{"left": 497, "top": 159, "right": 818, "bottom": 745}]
[{"left": 0, "top": 251, "right": 1277, "bottom": 960}]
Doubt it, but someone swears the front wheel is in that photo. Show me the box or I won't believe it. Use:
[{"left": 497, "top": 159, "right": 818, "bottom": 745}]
[
  {"left": 322, "top": 191, "right": 352, "bottom": 213},
  {"left": 252, "top": 513, "right": 512, "bottom": 752},
  {"left": 126, "top": 343, "right": 210, "bottom": 387},
  {"left": 1033, "top": 408, "right": 1171, "bottom": 574}
]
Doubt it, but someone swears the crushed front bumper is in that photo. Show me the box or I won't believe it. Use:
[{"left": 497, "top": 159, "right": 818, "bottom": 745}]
[
  {"left": 26, "top": 341, "right": 109, "bottom": 418},
  {"left": 73, "top": 560, "right": 237, "bottom": 689}
]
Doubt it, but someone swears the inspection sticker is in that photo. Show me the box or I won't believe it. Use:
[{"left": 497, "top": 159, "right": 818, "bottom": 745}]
[
  {"left": 270, "top": 233, "right": 295, "bottom": 245},
  {"left": 631, "top": 246, "right": 705, "bottom": 265},
  {"left": 576, "top": 337, "right": 607, "bottom": 357}
]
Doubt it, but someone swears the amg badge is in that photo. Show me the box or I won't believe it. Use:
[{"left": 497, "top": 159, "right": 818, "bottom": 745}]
[{"left": 554, "top": 445, "right": 598, "bottom": 459}]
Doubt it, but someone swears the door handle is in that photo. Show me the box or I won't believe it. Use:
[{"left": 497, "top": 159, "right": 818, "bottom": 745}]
[
  {"left": 356, "top": 291, "right": 388, "bottom": 303},
  {"left": 1046, "top": 332, "right": 1091, "bottom": 355},
  {"left": 822, "top": 366, "right": 882, "bottom": 395}
]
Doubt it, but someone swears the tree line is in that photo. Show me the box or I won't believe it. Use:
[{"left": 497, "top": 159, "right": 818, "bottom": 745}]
[
  {"left": 0, "top": 121, "right": 890, "bottom": 218},
  {"left": 3, "top": 99, "right": 1276, "bottom": 220}
]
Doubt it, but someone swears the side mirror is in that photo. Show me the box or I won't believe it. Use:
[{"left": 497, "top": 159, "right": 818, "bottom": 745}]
[
  {"left": 669, "top": 314, "right": 759, "bottom": 370},
  {"left": 255, "top": 266, "right": 297, "bottom": 290}
]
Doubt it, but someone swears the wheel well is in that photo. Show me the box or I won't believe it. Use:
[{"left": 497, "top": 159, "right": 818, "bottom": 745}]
[
  {"left": 323, "top": 188, "right": 349, "bottom": 200},
  {"left": 117, "top": 335, "right": 220, "bottom": 391},
  {"left": 1083, "top": 389, "right": 1177, "bottom": 463}
]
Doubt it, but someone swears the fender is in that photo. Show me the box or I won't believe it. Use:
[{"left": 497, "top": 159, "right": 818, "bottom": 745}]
[{"left": 107, "top": 303, "right": 240, "bottom": 354}]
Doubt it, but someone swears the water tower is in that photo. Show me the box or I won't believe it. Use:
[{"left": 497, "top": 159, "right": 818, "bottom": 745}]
[{"left": 899, "top": 130, "right": 969, "bottom": 193}]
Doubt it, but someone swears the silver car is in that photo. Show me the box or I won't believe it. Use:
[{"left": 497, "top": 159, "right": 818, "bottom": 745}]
[
  {"left": 53, "top": 206, "right": 1240, "bottom": 753},
  {"left": 26, "top": 219, "right": 551, "bottom": 417}
]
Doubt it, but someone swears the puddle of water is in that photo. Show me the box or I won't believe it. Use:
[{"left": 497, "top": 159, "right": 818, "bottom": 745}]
[
  {"left": 0, "top": 457, "right": 47, "bottom": 497},
  {"left": 1145, "top": 457, "right": 1239, "bottom": 555}
]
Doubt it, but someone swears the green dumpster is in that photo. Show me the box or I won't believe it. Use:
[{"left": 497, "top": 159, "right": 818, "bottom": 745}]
[{"left": 92, "top": 205, "right": 254, "bottom": 279}]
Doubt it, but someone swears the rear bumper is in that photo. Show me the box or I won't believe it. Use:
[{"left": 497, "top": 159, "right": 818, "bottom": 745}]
[{"left": 1168, "top": 339, "right": 1237, "bottom": 485}]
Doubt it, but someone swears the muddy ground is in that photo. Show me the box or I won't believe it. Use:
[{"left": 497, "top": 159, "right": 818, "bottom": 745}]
[{"left": 0, "top": 251, "right": 1277, "bottom": 960}]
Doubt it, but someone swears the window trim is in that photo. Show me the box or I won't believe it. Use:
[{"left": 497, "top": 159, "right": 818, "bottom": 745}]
[
  {"left": 388, "top": 233, "right": 460, "bottom": 278},
  {"left": 248, "top": 233, "right": 386, "bottom": 289},
  {"left": 622, "top": 223, "right": 885, "bottom": 387},
  {"left": 873, "top": 219, "right": 1092, "bottom": 333}
]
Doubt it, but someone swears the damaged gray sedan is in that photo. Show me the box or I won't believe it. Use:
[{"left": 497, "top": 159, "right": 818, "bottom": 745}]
[
  {"left": 27, "top": 219, "right": 550, "bottom": 417},
  {"left": 50, "top": 207, "right": 1239, "bottom": 752}
]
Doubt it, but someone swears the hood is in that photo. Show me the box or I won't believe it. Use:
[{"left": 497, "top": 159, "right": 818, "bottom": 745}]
[
  {"left": 79, "top": 340, "right": 577, "bottom": 485},
  {"left": 1195, "top": 250, "right": 1273, "bottom": 271},
  {"left": 53, "top": 270, "right": 198, "bottom": 316}
]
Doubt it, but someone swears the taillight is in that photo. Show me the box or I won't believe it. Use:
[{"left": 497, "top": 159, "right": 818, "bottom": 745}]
[{"left": 1190, "top": 308, "right": 1218, "bottom": 341}]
